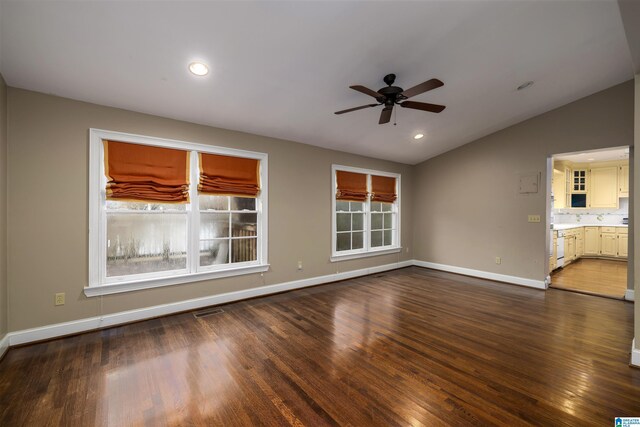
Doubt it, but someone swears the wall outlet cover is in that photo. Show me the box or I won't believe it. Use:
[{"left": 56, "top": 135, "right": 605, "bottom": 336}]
[{"left": 55, "top": 293, "right": 65, "bottom": 306}]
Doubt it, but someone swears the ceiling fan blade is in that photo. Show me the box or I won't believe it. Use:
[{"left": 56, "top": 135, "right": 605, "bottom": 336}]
[
  {"left": 350, "top": 85, "right": 383, "bottom": 99},
  {"left": 400, "top": 78, "right": 444, "bottom": 99},
  {"left": 334, "top": 104, "right": 379, "bottom": 115},
  {"left": 379, "top": 106, "right": 393, "bottom": 124},
  {"left": 400, "top": 101, "right": 446, "bottom": 113}
]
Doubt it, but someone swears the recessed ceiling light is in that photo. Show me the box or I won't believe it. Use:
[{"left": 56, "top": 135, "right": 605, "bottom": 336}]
[
  {"left": 188, "top": 62, "right": 209, "bottom": 76},
  {"left": 413, "top": 133, "right": 424, "bottom": 140},
  {"left": 587, "top": 158, "right": 595, "bottom": 161},
  {"left": 517, "top": 81, "right": 534, "bottom": 91}
]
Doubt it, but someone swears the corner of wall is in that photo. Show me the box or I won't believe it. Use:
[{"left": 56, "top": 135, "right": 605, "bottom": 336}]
[{"left": 0, "top": 71, "right": 8, "bottom": 354}]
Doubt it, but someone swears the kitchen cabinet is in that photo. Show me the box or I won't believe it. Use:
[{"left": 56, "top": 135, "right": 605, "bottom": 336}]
[
  {"left": 576, "top": 229, "right": 584, "bottom": 257},
  {"left": 553, "top": 169, "right": 566, "bottom": 209},
  {"left": 619, "top": 164, "right": 629, "bottom": 198},
  {"left": 565, "top": 232, "right": 576, "bottom": 262},
  {"left": 600, "top": 232, "right": 618, "bottom": 257},
  {"left": 572, "top": 169, "right": 587, "bottom": 193},
  {"left": 553, "top": 226, "right": 627, "bottom": 272},
  {"left": 617, "top": 228, "right": 628, "bottom": 258},
  {"left": 584, "top": 227, "right": 599, "bottom": 255},
  {"left": 589, "top": 166, "right": 618, "bottom": 208}
]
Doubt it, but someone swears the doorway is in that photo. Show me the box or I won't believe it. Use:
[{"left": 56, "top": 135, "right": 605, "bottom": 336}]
[{"left": 547, "top": 147, "right": 630, "bottom": 299}]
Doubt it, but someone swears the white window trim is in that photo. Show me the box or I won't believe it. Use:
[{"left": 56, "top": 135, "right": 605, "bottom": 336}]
[
  {"left": 87, "top": 128, "right": 269, "bottom": 297},
  {"left": 330, "top": 164, "right": 401, "bottom": 262}
]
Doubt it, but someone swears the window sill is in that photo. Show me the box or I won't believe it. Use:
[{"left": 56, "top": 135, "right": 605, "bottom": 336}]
[
  {"left": 84, "top": 264, "right": 270, "bottom": 297},
  {"left": 330, "top": 247, "right": 401, "bottom": 262}
]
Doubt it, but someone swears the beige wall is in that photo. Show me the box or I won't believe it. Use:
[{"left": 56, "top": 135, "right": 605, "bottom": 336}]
[
  {"left": 0, "top": 74, "right": 7, "bottom": 339},
  {"left": 412, "top": 81, "right": 634, "bottom": 282},
  {"left": 6, "top": 88, "right": 414, "bottom": 332}
]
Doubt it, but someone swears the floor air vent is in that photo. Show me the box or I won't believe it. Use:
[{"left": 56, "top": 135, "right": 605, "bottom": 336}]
[{"left": 193, "top": 308, "right": 225, "bottom": 318}]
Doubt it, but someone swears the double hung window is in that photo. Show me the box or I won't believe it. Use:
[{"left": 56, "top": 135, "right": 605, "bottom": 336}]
[
  {"left": 88, "top": 129, "right": 268, "bottom": 296},
  {"left": 331, "top": 165, "right": 400, "bottom": 261}
]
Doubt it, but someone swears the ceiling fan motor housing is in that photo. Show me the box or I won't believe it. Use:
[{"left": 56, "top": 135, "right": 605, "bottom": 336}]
[{"left": 378, "top": 86, "right": 406, "bottom": 104}]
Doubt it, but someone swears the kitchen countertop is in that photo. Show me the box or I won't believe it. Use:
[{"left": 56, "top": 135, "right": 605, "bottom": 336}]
[{"left": 552, "top": 223, "right": 628, "bottom": 230}]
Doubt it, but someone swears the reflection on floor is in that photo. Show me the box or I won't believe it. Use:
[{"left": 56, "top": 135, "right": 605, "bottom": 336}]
[{"left": 551, "top": 258, "right": 627, "bottom": 298}]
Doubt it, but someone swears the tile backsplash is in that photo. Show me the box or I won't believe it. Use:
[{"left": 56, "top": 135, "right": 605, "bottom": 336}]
[{"left": 553, "top": 198, "right": 628, "bottom": 225}]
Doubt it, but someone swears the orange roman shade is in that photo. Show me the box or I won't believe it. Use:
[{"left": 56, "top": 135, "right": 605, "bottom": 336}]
[
  {"left": 104, "top": 141, "right": 190, "bottom": 203},
  {"left": 371, "top": 175, "right": 397, "bottom": 203},
  {"left": 336, "top": 170, "right": 368, "bottom": 201},
  {"left": 198, "top": 153, "right": 260, "bottom": 197}
]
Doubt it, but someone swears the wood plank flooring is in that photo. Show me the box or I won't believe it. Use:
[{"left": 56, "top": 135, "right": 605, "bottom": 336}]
[
  {"left": 551, "top": 258, "right": 628, "bottom": 298},
  {"left": 0, "top": 266, "right": 638, "bottom": 426}
]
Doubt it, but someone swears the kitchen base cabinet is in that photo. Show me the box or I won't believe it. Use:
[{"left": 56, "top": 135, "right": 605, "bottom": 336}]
[
  {"left": 600, "top": 233, "right": 618, "bottom": 257},
  {"left": 584, "top": 227, "right": 599, "bottom": 255},
  {"left": 618, "top": 229, "right": 628, "bottom": 258},
  {"left": 553, "top": 226, "right": 627, "bottom": 272}
]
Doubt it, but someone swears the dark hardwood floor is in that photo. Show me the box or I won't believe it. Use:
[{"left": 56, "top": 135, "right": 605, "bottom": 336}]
[{"left": 0, "top": 266, "right": 638, "bottom": 426}]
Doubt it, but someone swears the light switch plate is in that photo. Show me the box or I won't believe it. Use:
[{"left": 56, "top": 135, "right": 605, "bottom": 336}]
[{"left": 528, "top": 215, "right": 541, "bottom": 223}]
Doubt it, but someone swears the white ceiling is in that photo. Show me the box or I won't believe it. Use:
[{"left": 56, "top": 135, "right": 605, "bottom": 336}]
[
  {"left": 0, "top": 1, "right": 634, "bottom": 165},
  {"left": 554, "top": 147, "right": 629, "bottom": 163}
]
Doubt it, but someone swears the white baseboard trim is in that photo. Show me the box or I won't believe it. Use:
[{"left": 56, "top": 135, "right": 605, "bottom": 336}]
[
  {"left": 632, "top": 339, "right": 640, "bottom": 367},
  {"left": 0, "top": 333, "right": 9, "bottom": 359},
  {"left": 413, "top": 260, "right": 546, "bottom": 289},
  {"left": 625, "top": 289, "right": 635, "bottom": 302},
  {"left": 7, "top": 260, "right": 413, "bottom": 346}
]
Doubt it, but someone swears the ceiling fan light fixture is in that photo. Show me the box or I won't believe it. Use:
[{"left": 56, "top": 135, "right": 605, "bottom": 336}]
[
  {"left": 188, "top": 61, "right": 209, "bottom": 76},
  {"left": 413, "top": 133, "right": 424, "bottom": 140},
  {"left": 517, "top": 81, "right": 534, "bottom": 91}
]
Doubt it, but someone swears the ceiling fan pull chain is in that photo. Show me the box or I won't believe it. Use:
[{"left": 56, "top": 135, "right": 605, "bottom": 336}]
[{"left": 394, "top": 106, "right": 397, "bottom": 126}]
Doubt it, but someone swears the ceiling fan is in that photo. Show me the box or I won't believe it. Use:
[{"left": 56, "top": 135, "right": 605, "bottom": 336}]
[{"left": 335, "top": 74, "right": 446, "bottom": 124}]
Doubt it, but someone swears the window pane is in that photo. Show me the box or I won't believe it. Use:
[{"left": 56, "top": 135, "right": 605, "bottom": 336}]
[
  {"left": 352, "top": 232, "right": 364, "bottom": 250},
  {"left": 371, "top": 213, "right": 383, "bottom": 230},
  {"left": 352, "top": 213, "right": 364, "bottom": 231},
  {"left": 199, "top": 195, "right": 229, "bottom": 211},
  {"left": 200, "top": 239, "right": 229, "bottom": 266},
  {"left": 384, "top": 213, "right": 393, "bottom": 229},
  {"left": 336, "top": 233, "right": 351, "bottom": 251},
  {"left": 106, "top": 213, "right": 187, "bottom": 277},
  {"left": 200, "top": 212, "right": 230, "bottom": 238},
  {"left": 337, "top": 213, "right": 351, "bottom": 232},
  {"left": 371, "top": 230, "right": 383, "bottom": 247},
  {"left": 371, "top": 202, "right": 382, "bottom": 212},
  {"left": 383, "top": 229, "right": 393, "bottom": 246},
  {"left": 381, "top": 203, "right": 392, "bottom": 212},
  {"left": 350, "top": 202, "right": 364, "bottom": 212},
  {"left": 230, "top": 197, "right": 256, "bottom": 211},
  {"left": 232, "top": 213, "right": 257, "bottom": 237},
  {"left": 106, "top": 200, "right": 186, "bottom": 211},
  {"left": 232, "top": 238, "right": 258, "bottom": 263},
  {"left": 336, "top": 201, "right": 350, "bottom": 212}
]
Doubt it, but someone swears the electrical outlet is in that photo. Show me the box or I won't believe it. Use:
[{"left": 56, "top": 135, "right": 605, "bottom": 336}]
[
  {"left": 495, "top": 257, "right": 501, "bottom": 265},
  {"left": 55, "top": 293, "right": 65, "bottom": 306},
  {"left": 405, "top": 247, "right": 410, "bottom": 253},
  {"left": 297, "top": 261, "right": 303, "bottom": 271},
  {"left": 528, "top": 215, "right": 541, "bottom": 223}
]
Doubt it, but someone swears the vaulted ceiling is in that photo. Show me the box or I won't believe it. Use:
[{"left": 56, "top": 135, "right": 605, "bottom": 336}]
[{"left": 0, "top": 0, "right": 634, "bottom": 164}]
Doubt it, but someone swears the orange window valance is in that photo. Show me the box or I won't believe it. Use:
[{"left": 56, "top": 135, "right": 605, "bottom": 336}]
[
  {"left": 371, "top": 175, "right": 397, "bottom": 203},
  {"left": 104, "top": 140, "right": 190, "bottom": 203},
  {"left": 198, "top": 153, "right": 260, "bottom": 197},
  {"left": 336, "top": 170, "right": 368, "bottom": 201}
]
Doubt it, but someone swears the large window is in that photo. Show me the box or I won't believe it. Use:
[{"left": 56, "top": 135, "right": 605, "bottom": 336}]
[
  {"left": 331, "top": 165, "right": 400, "bottom": 261},
  {"left": 88, "top": 129, "right": 268, "bottom": 296}
]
